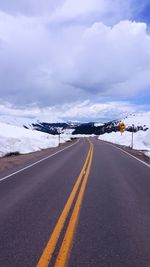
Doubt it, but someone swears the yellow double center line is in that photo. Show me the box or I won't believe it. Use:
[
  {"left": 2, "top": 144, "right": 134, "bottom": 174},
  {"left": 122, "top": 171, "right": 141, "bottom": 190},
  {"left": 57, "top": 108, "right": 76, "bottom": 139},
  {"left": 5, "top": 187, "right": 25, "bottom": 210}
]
[{"left": 37, "top": 140, "right": 94, "bottom": 267}]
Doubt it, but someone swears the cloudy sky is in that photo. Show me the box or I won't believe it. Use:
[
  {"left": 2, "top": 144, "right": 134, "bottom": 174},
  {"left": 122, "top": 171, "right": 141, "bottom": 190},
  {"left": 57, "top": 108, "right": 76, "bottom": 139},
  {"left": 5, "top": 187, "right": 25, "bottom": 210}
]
[{"left": 0, "top": 0, "right": 150, "bottom": 122}]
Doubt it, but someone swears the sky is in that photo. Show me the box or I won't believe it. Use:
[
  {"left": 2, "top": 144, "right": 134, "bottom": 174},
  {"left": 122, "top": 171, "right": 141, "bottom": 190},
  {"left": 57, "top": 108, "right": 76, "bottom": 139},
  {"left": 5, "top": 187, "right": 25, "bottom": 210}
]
[{"left": 0, "top": 0, "right": 150, "bottom": 122}]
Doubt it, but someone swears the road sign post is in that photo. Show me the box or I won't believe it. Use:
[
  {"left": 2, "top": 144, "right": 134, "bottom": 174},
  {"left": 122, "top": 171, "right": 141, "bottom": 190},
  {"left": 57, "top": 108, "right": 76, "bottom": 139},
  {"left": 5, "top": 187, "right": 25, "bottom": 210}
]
[
  {"left": 58, "top": 128, "right": 61, "bottom": 147},
  {"left": 58, "top": 133, "right": 60, "bottom": 147},
  {"left": 131, "top": 124, "right": 134, "bottom": 149}
]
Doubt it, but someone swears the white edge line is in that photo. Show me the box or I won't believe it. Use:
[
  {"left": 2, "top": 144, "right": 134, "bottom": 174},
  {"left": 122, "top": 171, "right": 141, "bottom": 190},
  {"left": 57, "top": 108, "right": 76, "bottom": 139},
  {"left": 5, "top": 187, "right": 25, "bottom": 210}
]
[
  {"left": 101, "top": 140, "right": 150, "bottom": 169},
  {"left": 0, "top": 139, "right": 80, "bottom": 182}
]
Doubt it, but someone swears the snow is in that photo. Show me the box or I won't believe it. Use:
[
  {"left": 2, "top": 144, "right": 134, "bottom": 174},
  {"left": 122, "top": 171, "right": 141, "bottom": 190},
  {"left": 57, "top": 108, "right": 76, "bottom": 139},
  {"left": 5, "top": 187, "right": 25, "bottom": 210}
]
[
  {"left": 0, "top": 115, "right": 35, "bottom": 127},
  {"left": 0, "top": 111, "right": 150, "bottom": 158},
  {"left": 62, "top": 128, "right": 75, "bottom": 135},
  {"left": 98, "top": 130, "right": 150, "bottom": 157},
  {"left": 122, "top": 112, "right": 150, "bottom": 128},
  {"left": 98, "top": 112, "right": 150, "bottom": 158},
  {"left": 94, "top": 122, "right": 104, "bottom": 127},
  {"left": 143, "top": 130, "right": 150, "bottom": 157},
  {"left": 73, "top": 134, "right": 95, "bottom": 138},
  {"left": 0, "top": 122, "right": 71, "bottom": 157}
]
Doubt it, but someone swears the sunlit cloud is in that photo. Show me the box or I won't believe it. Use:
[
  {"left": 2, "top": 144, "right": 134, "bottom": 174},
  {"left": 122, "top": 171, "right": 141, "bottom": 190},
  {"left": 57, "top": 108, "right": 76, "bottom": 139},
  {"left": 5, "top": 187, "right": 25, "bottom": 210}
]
[{"left": 0, "top": 0, "right": 149, "bottom": 121}]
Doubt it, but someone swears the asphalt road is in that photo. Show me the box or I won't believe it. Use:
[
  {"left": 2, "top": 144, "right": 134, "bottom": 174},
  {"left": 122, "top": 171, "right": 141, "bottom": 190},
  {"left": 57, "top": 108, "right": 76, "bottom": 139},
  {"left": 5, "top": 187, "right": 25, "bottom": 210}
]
[{"left": 0, "top": 138, "right": 150, "bottom": 266}]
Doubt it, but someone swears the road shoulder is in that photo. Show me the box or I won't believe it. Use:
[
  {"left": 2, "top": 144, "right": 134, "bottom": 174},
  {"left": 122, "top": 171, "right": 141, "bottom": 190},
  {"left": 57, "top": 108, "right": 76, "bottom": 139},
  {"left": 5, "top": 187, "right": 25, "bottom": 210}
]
[
  {"left": 97, "top": 138, "right": 150, "bottom": 166},
  {"left": 0, "top": 139, "right": 78, "bottom": 177}
]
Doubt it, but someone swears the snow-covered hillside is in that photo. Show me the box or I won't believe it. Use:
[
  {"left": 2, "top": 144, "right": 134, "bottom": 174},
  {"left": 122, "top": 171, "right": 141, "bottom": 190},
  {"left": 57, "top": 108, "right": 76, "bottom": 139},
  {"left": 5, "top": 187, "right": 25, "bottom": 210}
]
[
  {"left": 0, "top": 115, "right": 35, "bottom": 127},
  {"left": 98, "top": 130, "right": 150, "bottom": 156},
  {"left": 98, "top": 112, "right": 150, "bottom": 157},
  {"left": 0, "top": 122, "right": 70, "bottom": 157},
  {"left": 94, "top": 122, "right": 104, "bottom": 127},
  {"left": 1, "top": 111, "right": 150, "bottom": 157},
  {"left": 122, "top": 112, "right": 150, "bottom": 129}
]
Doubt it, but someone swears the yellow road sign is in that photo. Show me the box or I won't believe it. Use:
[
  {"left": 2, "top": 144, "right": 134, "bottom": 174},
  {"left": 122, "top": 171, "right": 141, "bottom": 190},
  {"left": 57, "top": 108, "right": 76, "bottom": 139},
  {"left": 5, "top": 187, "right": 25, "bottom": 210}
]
[{"left": 119, "top": 122, "right": 126, "bottom": 132}]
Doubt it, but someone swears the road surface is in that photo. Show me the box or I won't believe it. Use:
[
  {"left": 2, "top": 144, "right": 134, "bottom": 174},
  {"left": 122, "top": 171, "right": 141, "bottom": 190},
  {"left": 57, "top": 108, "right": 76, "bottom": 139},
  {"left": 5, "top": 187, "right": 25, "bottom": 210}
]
[{"left": 0, "top": 138, "right": 150, "bottom": 266}]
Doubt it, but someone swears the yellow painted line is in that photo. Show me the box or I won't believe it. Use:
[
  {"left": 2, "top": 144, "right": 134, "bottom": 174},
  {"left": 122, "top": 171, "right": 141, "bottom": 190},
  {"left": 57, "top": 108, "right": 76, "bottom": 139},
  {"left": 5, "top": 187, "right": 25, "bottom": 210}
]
[
  {"left": 54, "top": 144, "right": 94, "bottom": 267},
  {"left": 36, "top": 142, "right": 92, "bottom": 267}
]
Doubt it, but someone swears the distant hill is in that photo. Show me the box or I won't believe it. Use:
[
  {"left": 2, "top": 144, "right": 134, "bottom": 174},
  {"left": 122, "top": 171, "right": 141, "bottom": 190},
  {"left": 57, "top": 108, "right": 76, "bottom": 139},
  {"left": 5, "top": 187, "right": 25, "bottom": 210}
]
[{"left": 0, "top": 112, "right": 149, "bottom": 136}]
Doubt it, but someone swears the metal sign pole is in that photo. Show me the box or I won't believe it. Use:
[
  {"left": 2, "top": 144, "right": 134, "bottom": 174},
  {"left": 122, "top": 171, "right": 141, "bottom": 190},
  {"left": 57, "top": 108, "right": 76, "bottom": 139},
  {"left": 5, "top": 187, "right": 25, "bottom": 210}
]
[
  {"left": 58, "top": 133, "right": 60, "bottom": 147},
  {"left": 58, "top": 128, "right": 61, "bottom": 147},
  {"left": 131, "top": 124, "right": 134, "bottom": 149}
]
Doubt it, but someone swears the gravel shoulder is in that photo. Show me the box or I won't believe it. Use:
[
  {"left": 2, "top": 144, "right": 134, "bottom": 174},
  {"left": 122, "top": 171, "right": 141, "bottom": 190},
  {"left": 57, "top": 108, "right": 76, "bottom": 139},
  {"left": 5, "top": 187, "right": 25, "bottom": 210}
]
[
  {"left": 1, "top": 137, "right": 149, "bottom": 178},
  {"left": 114, "top": 144, "right": 150, "bottom": 165},
  {"left": 0, "top": 139, "right": 78, "bottom": 177},
  {"left": 97, "top": 137, "right": 150, "bottom": 165},
  {"left": 101, "top": 139, "right": 150, "bottom": 165}
]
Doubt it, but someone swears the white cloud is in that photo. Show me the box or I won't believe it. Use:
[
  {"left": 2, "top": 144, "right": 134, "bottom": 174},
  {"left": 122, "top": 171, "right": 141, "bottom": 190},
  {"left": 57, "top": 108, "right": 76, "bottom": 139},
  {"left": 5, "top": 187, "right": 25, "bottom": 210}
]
[
  {"left": 50, "top": 0, "right": 133, "bottom": 25},
  {"left": 0, "top": 0, "right": 145, "bottom": 24},
  {"left": 66, "top": 21, "right": 150, "bottom": 96},
  {"left": 0, "top": 100, "right": 144, "bottom": 122},
  {"left": 56, "top": 100, "right": 140, "bottom": 121},
  {"left": 0, "top": 0, "right": 150, "bottom": 116},
  {"left": 0, "top": 11, "right": 150, "bottom": 105},
  {"left": 0, "top": 0, "right": 63, "bottom": 16}
]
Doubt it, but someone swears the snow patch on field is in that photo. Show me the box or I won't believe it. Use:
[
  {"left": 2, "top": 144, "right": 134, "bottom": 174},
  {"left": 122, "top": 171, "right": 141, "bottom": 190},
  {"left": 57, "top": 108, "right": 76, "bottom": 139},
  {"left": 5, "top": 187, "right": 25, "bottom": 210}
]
[
  {"left": 94, "top": 122, "right": 104, "bottom": 127},
  {"left": 98, "top": 112, "right": 150, "bottom": 158},
  {"left": 98, "top": 129, "right": 150, "bottom": 157},
  {"left": 0, "top": 122, "right": 71, "bottom": 157},
  {"left": 123, "top": 112, "right": 150, "bottom": 128}
]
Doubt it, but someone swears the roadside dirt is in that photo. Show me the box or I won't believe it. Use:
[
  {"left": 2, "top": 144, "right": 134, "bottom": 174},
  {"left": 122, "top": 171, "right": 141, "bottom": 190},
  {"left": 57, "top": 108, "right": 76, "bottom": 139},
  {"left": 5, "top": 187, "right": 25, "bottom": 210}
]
[
  {"left": 0, "top": 138, "right": 149, "bottom": 178},
  {"left": 115, "top": 144, "right": 150, "bottom": 165},
  {"left": 97, "top": 138, "right": 150, "bottom": 165},
  {"left": 0, "top": 139, "right": 77, "bottom": 176}
]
